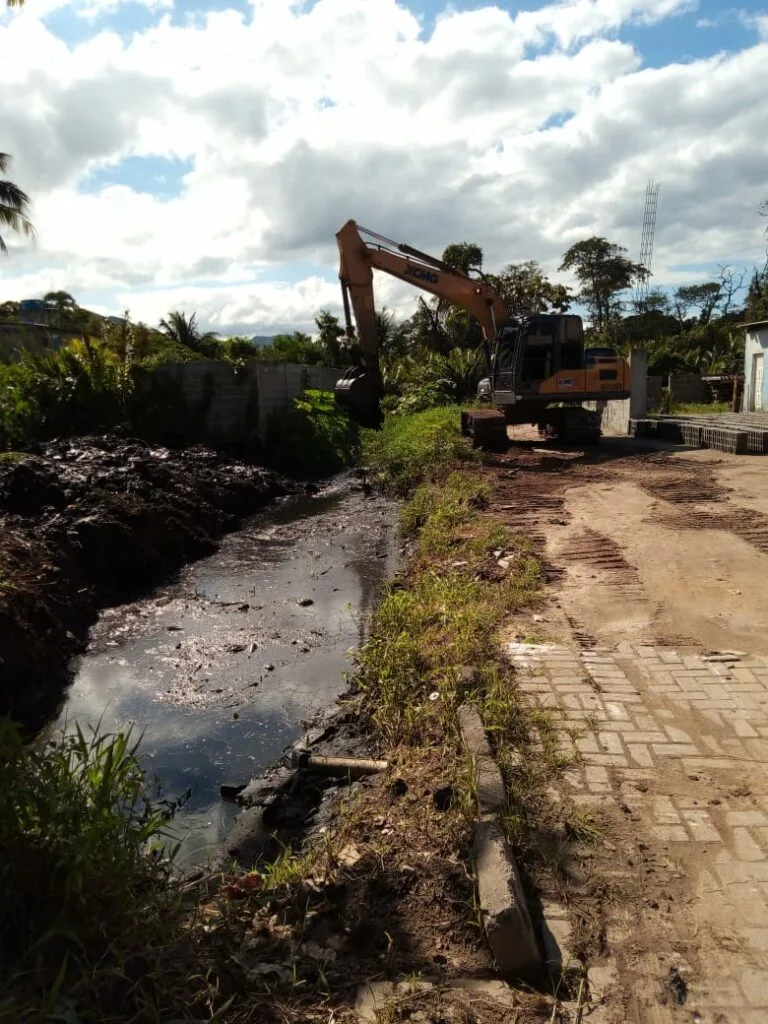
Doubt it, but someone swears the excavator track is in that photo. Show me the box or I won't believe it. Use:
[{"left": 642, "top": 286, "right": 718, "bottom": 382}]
[
  {"left": 461, "top": 408, "right": 509, "bottom": 450},
  {"left": 540, "top": 406, "right": 602, "bottom": 446}
]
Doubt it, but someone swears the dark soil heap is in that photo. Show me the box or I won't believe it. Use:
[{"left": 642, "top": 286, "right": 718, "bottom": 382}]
[{"left": 0, "top": 435, "right": 292, "bottom": 727}]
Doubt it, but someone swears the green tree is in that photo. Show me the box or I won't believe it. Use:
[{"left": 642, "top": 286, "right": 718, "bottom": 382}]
[
  {"left": 403, "top": 241, "right": 487, "bottom": 356},
  {"left": 441, "top": 242, "right": 483, "bottom": 275},
  {"left": 746, "top": 267, "right": 768, "bottom": 322},
  {"left": 159, "top": 310, "right": 219, "bottom": 357},
  {"left": 43, "top": 290, "right": 76, "bottom": 312},
  {"left": 221, "top": 335, "right": 256, "bottom": 361},
  {"left": 488, "top": 260, "right": 572, "bottom": 317},
  {"left": 0, "top": 153, "right": 34, "bottom": 254},
  {"left": 374, "top": 308, "right": 411, "bottom": 357},
  {"left": 314, "top": 308, "right": 346, "bottom": 364},
  {"left": 43, "top": 290, "right": 78, "bottom": 326},
  {"left": 673, "top": 283, "right": 722, "bottom": 325},
  {"left": 619, "top": 290, "right": 679, "bottom": 348},
  {"left": 264, "top": 331, "right": 324, "bottom": 365},
  {"left": 559, "top": 237, "right": 647, "bottom": 330}
]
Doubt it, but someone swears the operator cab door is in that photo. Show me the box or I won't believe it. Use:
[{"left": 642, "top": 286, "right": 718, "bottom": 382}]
[
  {"left": 519, "top": 315, "right": 585, "bottom": 397},
  {"left": 491, "top": 320, "right": 520, "bottom": 398}
]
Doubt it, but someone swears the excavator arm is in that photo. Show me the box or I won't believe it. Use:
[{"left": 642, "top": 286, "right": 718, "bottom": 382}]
[{"left": 334, "top": 219, "right": 508, "bottom": 429}]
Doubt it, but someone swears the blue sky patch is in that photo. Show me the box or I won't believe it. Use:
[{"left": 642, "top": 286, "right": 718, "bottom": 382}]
[{"left": 78, "top": 155, "right": 193, "bottom": 199}]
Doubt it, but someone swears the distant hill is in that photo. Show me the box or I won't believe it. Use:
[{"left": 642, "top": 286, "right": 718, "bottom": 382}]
[{"left": 249, "top": 336, "right": 274, "bottom": 347}]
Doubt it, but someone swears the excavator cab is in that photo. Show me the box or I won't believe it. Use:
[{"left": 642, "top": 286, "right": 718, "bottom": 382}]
[{"left": 334, "top": 365, "right": 384, "bottom": 429}]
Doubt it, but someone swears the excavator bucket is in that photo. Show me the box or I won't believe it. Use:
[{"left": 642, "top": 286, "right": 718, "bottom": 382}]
[{"left": 334, "top": 366, "right": 384, "bottom": 430}]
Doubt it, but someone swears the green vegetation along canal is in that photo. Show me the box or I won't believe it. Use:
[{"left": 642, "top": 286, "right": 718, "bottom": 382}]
[{"left": 55, "top": 476, "right": 398, "bottom": 866}]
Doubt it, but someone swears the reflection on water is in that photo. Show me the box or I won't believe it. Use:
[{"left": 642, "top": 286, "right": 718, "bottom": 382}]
[{"left": 57, "top": 482, "right": 397, "bottom": 866}]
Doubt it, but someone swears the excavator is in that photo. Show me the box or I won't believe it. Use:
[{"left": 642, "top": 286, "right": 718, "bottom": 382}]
[{"left": 333, "top": 220, "right": 632, "bottom": 447}]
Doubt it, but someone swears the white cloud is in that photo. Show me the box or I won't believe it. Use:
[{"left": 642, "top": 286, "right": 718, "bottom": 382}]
[
  {"left": 1, "top": 0, "right": 767, "bottom": 335},
  {"left": 2, "top": 0, "right": 172, "bottom": 20}
]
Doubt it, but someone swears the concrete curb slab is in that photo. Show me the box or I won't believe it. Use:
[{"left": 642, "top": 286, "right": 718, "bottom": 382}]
[{"left": 458, "top": 701, "right": 542, "bottom": 980}]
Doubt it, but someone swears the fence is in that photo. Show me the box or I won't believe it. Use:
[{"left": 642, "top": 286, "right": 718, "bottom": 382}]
[{"left": 134, "top": 359, "right": 342, "bottom": 449}]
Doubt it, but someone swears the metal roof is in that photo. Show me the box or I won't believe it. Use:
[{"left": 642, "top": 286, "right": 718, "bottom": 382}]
[{"left": 744, "top": 320, "right": 768, "bottom": 330}]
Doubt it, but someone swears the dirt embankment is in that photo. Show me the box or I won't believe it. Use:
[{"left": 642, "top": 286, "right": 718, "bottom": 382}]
[{"left": 0, "top": 435, "right": 293, "bottom": 727}]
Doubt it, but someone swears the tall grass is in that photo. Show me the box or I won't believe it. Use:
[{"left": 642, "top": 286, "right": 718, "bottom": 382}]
[
  {"left": 0, "top": 717, "right": 181, "bottom": 1020},
  {"left": 362, "top": 405, "right": 478, "bottom": 494}
]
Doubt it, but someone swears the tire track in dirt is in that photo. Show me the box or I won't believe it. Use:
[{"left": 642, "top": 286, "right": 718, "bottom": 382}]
[
  {"left": 557, "top": 528, "right": 646, "bottom": 602},
  {"left": 628, "top": 454, "right": 768, "bottom": 557}
]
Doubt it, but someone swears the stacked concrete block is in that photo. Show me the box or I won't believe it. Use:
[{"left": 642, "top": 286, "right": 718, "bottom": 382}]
[{"left": 629, "top": 413, "right": 768, "bottom": 455}]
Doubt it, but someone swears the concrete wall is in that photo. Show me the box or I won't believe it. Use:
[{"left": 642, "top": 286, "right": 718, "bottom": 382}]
[
  {"left": 743, "top": 327, "right": 768, "bottom": 412},
  {"left": 0, "top": 321, "right": 75, "bottom": 361},
  {"left": 668, "top": 372, "right": 709, "bottom": 405},
  {"left": 586, "top": 348, "right": 648, "bottom": 435},
  {"left": 254, "top": 363, "right": 340, "bottom": 439},
  {"left": 135, "top": 359, "right": 342, "bottom": 449}
]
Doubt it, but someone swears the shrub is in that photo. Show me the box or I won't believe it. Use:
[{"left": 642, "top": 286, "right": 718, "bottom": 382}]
[
  {"left": 265, "top": 388, "right": 360, "bottom": 479},
  {"left": 0, "top": 347, "right": 127, "bottom": 450}
]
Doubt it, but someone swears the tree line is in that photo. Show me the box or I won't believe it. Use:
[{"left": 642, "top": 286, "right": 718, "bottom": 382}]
[{"left": 3, "top": 147, "right": 768, "bottom": 383}]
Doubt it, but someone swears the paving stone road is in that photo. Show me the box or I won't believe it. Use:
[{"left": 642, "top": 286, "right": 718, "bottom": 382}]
[{"left": 511, "top": 639, "right": 768, "bottom": 1024}]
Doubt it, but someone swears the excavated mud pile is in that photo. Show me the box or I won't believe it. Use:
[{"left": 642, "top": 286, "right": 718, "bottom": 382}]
[{"left": 0, "top": 435, "right": 292, "bottom": 725}]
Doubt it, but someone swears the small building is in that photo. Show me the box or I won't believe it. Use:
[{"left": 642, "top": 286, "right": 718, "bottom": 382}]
[{"left": 743, "top": 321, "right": 768, "bottom": 412}]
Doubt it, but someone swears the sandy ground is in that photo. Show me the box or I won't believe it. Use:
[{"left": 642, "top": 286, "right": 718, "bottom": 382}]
[{"left": 488, "top": 431, "right": 768, "bottom": 1024}]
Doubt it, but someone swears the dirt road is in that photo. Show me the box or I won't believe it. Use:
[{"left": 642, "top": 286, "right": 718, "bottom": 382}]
[{"left": 489, "top": 432, "right": 768, "bottom": 1023}]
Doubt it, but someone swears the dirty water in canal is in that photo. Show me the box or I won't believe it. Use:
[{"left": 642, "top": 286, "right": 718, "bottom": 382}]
[{"left": 56, "top": 475, "right": 398, "bottom": 867}]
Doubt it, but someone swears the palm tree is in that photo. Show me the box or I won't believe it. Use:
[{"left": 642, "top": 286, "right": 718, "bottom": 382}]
[
  {"left": 0, "top": 152, "right": 34, "bottom": 253},
  {"left": 159, "top": 310, "right": 219, "bottom": 357},
  {"left": 43, "top": 290, "right": 77, "bottom": 325}
]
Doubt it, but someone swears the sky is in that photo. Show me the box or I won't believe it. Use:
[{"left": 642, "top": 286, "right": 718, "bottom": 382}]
[{"left": 1, "top": 0, "right": 767, "bottom": 336}]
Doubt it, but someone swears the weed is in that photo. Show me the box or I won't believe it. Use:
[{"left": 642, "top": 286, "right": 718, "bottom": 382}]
[
  {"left": 564, "top": 809, "right": 604, "bottom": 845},
  {"left": 362, "top": 406, "right": 479, "bottom": 495},
  {"left": 260, "top": 847, "right": 317, "bottom": 891}
]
